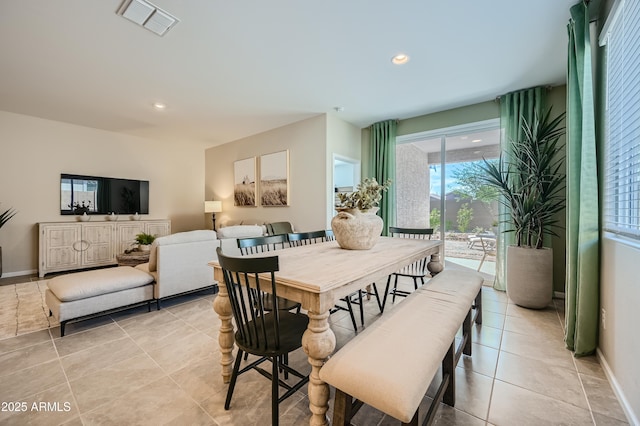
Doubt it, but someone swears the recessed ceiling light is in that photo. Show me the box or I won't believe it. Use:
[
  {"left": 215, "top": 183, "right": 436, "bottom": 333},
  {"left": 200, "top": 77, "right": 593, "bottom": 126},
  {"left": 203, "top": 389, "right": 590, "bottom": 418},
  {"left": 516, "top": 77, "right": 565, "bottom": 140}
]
[
  {"left": 152, "top": 102, "right": 166, "bottom": 110},
  {"left": 471, "top": 139, "right": 482, "bottom": 143},
  {"left": 391, "top": 54, "right": 410, "bottom": 65}
]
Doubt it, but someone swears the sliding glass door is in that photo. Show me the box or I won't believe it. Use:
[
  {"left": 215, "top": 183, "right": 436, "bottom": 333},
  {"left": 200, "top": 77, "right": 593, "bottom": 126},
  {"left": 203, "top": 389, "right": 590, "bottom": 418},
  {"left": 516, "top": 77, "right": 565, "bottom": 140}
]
[{"left": 395, "top": 120, "right": 500, "bottom": 277}]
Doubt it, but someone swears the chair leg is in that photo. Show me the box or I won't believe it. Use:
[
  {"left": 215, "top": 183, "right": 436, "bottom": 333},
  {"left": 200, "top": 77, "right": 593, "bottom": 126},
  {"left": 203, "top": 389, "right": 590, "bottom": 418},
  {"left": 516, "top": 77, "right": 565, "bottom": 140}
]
[
  {"left": 392, "top": 274, "right": 399, "bottom": 303},
  {"left": 381, "top": 275, "right": 392, "bottom": 314},
  {"left": 345, "top": 297, "right": 357, "bottom": 332},
  {"left": 358, "top": 290, "right": 365, "bottom": 327},
  {"left": 413, "top": 277, "right": 419, "bottom": 291},
  {"left": 477, "top": 253, "right": 486, "bottom": 272},
  {"left": 272, "top": 355, "right": 279, "bottom": 426},
  {"left": 372, "top": 283, "right": 383, "bottom": 312},
  {"left": 225, "top": 349, "right": 244, "bottom": 410}
]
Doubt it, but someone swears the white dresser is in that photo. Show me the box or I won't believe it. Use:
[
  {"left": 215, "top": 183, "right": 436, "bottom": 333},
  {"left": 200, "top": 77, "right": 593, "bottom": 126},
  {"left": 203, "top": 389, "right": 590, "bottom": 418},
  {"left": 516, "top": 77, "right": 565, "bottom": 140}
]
[{"left": 38, "top": 219, "right": 170, "bottom": 277}]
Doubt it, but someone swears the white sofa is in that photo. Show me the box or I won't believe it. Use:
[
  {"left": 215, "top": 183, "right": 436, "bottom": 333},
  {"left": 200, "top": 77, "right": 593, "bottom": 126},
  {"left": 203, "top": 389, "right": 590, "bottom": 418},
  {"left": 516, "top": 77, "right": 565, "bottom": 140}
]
[{"left": 135, "top": 230, "right": 221, "bottom": 305}]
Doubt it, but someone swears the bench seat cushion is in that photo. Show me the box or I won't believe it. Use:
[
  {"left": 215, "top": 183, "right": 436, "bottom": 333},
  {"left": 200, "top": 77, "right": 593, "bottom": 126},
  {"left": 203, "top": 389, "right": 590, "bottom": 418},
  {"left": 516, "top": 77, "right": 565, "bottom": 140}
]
[
  {"left": 47, "top": 267, "right": 154, "bottom": 302},
  {"left": 320, "top": 270, "right": 483, "bottom": 423}
]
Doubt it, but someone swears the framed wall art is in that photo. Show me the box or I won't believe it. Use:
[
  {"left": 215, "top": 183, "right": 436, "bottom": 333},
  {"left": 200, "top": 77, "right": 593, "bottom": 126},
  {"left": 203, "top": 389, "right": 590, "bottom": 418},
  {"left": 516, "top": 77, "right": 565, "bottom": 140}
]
[
  {"left": 233, "top": 157, "right": 257, "bottom": 206},
  {"left": 260, "top": 150, "right": 289, "bottom": 206}
]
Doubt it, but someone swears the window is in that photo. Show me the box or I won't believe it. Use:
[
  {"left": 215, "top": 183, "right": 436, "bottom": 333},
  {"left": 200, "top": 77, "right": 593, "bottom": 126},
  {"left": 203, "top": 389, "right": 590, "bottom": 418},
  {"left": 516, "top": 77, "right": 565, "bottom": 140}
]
[{"left": 601, "top": 0, "right": 640, "bottom": 238}]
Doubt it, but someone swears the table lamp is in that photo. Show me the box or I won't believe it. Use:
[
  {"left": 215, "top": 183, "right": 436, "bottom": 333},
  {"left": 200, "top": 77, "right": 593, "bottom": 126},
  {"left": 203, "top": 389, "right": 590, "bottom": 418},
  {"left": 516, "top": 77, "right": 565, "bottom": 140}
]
[{"left": 204, "top": 201, "right": 222, "bottom": 231}]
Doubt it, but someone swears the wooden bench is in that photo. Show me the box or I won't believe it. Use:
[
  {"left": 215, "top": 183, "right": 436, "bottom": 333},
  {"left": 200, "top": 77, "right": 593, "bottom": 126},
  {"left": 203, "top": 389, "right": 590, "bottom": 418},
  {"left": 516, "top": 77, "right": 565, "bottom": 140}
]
[{"left": 319, "top": 269, "right": 483, "bottom": 425}]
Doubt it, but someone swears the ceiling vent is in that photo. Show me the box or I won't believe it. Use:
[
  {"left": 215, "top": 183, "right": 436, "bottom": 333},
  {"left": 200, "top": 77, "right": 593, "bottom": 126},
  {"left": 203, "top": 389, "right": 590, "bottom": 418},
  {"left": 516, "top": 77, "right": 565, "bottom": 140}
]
[{"left": 116, "top": 0, "right": 179, "bottom": 37}]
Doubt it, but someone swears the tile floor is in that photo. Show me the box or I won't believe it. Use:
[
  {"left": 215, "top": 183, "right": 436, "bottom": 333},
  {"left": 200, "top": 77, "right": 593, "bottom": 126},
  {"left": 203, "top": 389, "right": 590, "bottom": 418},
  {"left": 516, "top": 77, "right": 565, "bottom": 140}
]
[{"left": 0, "top": 276, "right": 630, "bottom": 425}]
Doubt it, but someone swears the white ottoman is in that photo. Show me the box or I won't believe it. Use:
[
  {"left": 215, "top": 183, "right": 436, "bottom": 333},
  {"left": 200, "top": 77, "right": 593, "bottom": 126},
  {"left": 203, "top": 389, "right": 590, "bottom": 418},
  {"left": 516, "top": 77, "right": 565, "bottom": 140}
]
[{"left": 46, "top": 266, "right": 155, "bottom": 336}]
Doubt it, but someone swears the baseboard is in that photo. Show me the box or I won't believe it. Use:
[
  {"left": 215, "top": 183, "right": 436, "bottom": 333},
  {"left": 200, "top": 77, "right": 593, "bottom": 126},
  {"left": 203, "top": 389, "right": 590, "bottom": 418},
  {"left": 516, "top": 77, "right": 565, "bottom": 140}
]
[
  {"left": 596, "top": 348, "right": 639, "bottom": 426},
  {"left": 1, "top": 269, "right": 37, "bottom": 278},
  {"left": 553, "top": 291, "right": 565, "bottom": 299}
]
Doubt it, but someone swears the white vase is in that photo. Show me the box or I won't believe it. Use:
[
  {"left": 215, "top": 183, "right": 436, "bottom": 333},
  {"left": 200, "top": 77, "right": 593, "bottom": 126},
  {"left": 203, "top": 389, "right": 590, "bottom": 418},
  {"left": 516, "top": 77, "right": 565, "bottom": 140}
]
[
  {"left": 78, "top": 212, "right": 90, "bottom": 222},
  {"left": 331, "top": 207, "right": 383, "bottom": 250},
  {"left": 506, "top": 245, "right": 553, "bottom": 309},
  {"left": 138, "top": 244, "right": 151, "bottom": 252}
]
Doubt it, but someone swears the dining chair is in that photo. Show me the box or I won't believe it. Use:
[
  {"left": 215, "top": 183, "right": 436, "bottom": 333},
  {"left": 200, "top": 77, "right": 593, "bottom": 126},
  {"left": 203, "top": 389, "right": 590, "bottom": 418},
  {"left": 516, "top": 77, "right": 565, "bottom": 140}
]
[
  {"left": 321, "top": 229, "right": 382, "bottom": 330},
  {"left": 381, "top": 226, "right": 434, "bottom": 313},
  {"left": 237, "top": 234, "right": 289, "bottom": 255},
  {"left": 267, "top": 221, "right": 294, "bottom": 236},
  {"left": 287, "top": 230, "right": 326, "bottom": 247},
  {"left": 216, "top": 248, "right": 309, "bottom": 426},
  {"left": 477, "top": 235, "right": 497, "bottom": 272}
]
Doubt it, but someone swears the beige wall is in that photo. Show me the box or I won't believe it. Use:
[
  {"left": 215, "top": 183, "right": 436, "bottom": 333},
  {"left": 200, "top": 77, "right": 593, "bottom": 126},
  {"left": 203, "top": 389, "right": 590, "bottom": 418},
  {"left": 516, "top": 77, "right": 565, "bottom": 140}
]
[
  {"left": 0, "top": 111, "right": 206, "bottom": 276},
  {"left": 205, "top": 115, "right": 330, "bottom": 233}
]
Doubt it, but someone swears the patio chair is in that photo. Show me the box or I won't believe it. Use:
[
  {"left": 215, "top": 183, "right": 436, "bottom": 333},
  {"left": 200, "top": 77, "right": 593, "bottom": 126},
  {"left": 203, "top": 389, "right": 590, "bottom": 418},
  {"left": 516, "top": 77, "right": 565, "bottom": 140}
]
[
  {"left": 217, "top": 248, "right": 309, "bottom": 426},
  {"left": 477, "top": 236, "right": 497, "bottom": 272}
]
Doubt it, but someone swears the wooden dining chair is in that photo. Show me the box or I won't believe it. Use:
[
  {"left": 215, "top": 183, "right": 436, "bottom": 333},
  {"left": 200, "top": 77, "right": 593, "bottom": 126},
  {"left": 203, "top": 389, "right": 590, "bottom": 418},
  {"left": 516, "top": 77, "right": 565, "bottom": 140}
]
[
  {"left": 381, "top": 227, "right": 434, "bottom": 313},
  {"left": 216, "top": 248, "right": 309, "bottom": 426},
  {"left": 237, "top": 234, "right": 289, "bottom": 255}
]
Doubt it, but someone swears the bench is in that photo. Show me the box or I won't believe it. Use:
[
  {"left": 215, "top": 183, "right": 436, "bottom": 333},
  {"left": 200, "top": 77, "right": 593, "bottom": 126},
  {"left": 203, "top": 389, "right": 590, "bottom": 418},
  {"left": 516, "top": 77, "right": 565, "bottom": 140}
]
[
  {"left": 319, "top": 269, "right": 483, "bottom": 425},
  {"left": 45, "top": 266, "right": 155, "bottom": 337}
]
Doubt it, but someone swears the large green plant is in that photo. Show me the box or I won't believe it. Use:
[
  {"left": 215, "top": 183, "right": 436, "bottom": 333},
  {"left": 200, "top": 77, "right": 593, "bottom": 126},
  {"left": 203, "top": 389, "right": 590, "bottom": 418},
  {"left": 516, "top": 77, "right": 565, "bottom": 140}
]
[
  {"left": 480, "top": 109, "right": 566, "bottom": 249},
  {"left": 0, "top": 205, "right": 17, "bottom": 229}
]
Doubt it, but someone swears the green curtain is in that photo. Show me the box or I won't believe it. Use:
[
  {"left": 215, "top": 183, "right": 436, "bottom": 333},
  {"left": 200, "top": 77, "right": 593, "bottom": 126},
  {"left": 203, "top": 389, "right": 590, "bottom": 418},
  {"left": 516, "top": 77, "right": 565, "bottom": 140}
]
[
  {"left": 495, "top": 87, "right": 547, "bottom": 291},
  {"left": 565, "top": 1, "right": 599, "bottom": 356},
  {"left": 369, "top": 120, "right": 397, "bottom": 236}
]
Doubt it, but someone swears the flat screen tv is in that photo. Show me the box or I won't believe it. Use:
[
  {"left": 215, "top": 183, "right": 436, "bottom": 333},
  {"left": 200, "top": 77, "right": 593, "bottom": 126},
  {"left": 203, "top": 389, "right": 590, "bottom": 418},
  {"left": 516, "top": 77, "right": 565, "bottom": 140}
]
[{"left": 61, "top": 173, "right": 149, "bottom": 215}]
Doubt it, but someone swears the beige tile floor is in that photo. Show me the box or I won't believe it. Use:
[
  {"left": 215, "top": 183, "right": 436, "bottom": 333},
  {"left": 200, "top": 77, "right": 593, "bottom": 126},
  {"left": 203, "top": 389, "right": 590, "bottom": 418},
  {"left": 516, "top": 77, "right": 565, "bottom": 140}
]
[{"left": 0, "top": 277, "right": 630, "bottom": 425}]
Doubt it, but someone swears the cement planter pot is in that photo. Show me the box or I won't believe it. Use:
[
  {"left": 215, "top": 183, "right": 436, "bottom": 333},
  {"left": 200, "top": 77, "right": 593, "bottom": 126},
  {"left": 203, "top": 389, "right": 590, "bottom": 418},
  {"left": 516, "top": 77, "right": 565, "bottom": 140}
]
[
  {"left": 506, "top": 245, "right": 553, "bottom": 309},
  {"left": 331, "top": 208, "right": 383, "bottom": 250}
]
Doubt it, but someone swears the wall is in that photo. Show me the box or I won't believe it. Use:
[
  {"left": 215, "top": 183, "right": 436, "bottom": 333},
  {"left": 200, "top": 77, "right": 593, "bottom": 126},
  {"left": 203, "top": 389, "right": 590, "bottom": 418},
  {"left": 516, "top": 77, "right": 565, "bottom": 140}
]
[
  {"left": 0, "top": 111, "right": 206, "bottom": 277},
  {"left": 326, "top": 114, "right": 363, "bottom": 227},
  {"left": 205, "top": 115, "right": 329, "bottom": 233},
  {"left": 596, "top": 0, "right": 639, "bottom": 421},
  {"left": 396, "top": 144, "right": 429, "bottom": 228}
]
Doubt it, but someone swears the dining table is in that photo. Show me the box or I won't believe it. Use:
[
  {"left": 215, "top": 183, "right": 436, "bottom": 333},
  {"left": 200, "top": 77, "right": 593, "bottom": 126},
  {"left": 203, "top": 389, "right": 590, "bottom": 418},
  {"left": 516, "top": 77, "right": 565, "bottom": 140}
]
[{"left": 209, "top": 236, "right": 443, "bottom": 426}]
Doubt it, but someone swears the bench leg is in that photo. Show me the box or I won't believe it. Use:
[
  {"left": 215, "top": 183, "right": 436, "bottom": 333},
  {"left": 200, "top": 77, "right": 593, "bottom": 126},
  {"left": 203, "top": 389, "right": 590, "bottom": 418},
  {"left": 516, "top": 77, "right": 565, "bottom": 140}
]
[
  {"left": 60, "top": 321, "right": 67, "bottom": 338},
  {"left": 442, "top": 341, "right": 455, "bottom": 407},
  {"left": 333, "top": 389, "right": 353, "bottom": 426},
  {"left": 463, "top": 310, "right": 472, "bottom": 356},
  {"left": 474, "top": 288, "right": 482, "bottom": 325}
]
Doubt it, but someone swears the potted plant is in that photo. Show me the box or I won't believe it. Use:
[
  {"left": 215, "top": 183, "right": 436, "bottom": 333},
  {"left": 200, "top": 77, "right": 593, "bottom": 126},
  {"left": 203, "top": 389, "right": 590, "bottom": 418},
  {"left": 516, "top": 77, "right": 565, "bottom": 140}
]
[
  {"left": 331, "top": 177, "right": 392, "bottom": 250},
  {"left": 0, "top": 204, "right": 17, "bottom": 277},
  {"left": 479, "top": 108, "right": 565, "bottom": 308},
  {"left": 135, "top": 232, "right": 156, "bottom": 252}
]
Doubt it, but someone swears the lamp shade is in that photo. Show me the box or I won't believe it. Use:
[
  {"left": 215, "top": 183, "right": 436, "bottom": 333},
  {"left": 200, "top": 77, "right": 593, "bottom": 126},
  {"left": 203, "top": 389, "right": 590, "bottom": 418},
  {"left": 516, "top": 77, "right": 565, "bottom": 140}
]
[{"left": 204, "top": 201, "right": 222, "bottom": 213}]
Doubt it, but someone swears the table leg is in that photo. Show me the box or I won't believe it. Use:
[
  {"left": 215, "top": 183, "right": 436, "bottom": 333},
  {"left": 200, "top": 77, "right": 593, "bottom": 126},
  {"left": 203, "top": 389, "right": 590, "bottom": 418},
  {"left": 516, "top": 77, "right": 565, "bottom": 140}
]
[
  {"left": 427, "top": 251, "right": 444, "bottom": 276},
  {"left": 302, "top": 310, "right": 336, "bottom": 426},
  {"left": 212, "top": 283, "right": 234, "bottom": 383}
]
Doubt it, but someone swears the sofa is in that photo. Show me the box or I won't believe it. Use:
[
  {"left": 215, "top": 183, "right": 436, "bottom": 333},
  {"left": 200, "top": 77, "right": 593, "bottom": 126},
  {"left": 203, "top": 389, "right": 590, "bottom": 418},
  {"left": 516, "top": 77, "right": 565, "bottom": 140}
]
[
  {"left": 46, "top": 230, "right": 222, "bottom": 336},
  {"left": 216, "top": 220, "right": 294, "bottom": 256},
  {"left": 135, "top": 230, "right": 220, "bottom": 305}
]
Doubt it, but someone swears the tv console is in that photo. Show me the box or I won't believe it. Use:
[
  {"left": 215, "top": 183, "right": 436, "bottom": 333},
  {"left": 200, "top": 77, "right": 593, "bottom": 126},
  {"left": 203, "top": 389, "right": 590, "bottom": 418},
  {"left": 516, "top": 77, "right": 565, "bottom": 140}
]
[{"left": 38, "top": 219, "right": 170, "bottom": 277}]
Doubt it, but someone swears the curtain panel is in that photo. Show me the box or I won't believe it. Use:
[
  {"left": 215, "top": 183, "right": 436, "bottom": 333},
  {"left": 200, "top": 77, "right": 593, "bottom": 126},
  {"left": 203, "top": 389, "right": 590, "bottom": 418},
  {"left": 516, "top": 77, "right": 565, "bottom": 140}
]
[
  {"left": 565, "top": 0, "right": 599, "bottom": 356},
  {"left": 369, "top": 120, "right": 397, "bottom": 236},
  {"left": 495, "top": 87, "right": 548, "bottom": 291}
]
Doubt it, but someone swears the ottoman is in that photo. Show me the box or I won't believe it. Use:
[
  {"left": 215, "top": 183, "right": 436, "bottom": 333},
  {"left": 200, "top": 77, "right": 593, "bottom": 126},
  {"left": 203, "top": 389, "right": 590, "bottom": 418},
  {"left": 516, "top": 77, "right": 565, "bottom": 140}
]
[{"left": 46, "top": 266, "right": 155, "bottom": 336}]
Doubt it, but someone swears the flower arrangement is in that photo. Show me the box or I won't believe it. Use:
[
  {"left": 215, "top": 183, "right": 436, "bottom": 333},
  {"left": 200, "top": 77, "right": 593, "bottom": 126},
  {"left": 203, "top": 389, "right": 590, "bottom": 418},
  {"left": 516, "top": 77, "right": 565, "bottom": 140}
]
[
  {"left": 69, "top": 201, "right": 92, "bottom": 215},
  {"left": 335, "top": 177, "right": 392, "bottom": 211}
]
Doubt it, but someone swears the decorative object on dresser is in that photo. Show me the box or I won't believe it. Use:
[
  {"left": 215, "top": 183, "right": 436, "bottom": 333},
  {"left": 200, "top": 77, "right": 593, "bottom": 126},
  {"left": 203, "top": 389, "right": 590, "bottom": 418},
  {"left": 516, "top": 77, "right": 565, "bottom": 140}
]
[
  {"left": 331, "top": 178, "right": 392, "bottom": 250},
  {"left": 0, "top": 204, "right": 17, "bottom": 278},
  {"left": 38, "top": 219, "right": 170, "bottom": 277},
  {"left": 204, "top": 200, "right": 222, "bottom": 230}
]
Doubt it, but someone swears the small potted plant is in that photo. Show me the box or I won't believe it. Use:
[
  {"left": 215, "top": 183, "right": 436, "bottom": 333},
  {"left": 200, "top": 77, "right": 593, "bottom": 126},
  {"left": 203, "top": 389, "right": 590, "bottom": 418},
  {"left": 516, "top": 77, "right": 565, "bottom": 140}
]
[
  {"left": 135, "top": 232, "right": 156, "bottom": 252},
  {"left": 332, "top": 178, "right": 392, "bottom": 250}
]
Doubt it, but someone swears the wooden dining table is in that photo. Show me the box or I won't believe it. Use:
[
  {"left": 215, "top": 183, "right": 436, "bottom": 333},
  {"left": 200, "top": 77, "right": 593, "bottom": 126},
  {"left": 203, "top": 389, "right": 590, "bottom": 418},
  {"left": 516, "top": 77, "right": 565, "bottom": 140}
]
[{"left": 209, "top": 236, "right": 442, "bottom": 426}]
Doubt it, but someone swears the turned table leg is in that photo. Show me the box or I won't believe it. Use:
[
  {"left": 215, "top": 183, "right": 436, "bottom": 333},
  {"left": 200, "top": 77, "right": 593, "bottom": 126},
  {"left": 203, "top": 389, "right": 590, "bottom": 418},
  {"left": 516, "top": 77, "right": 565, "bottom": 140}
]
[
  {"left": 212, "top": 283, "right": 234, "bottom": 383},
  {"left": 302, "top": 310, "right": 336, "bottom": 426}
]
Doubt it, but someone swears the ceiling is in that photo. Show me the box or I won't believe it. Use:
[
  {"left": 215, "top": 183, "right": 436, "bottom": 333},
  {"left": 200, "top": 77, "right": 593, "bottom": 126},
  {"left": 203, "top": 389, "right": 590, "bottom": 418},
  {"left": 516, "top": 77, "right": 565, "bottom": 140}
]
[{"left": 0, "top": 0, "right": 576, "bottom": 148}]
